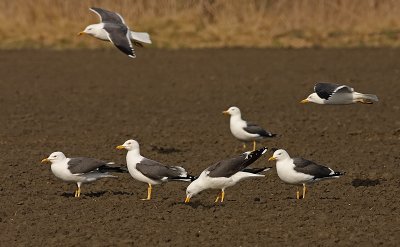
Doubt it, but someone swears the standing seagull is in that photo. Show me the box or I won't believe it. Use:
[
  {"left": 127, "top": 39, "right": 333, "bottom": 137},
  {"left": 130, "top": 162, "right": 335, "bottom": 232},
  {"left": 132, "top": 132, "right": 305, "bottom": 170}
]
[
  {"left": 116, "top": 140, "right": 195, "bottom": 200},
  {"left": 185, "top": 147, "right": 270, "bottom": 204},
  {"left": 268, "top": 149, "right": 344, "bottom": 199},
  {"left": 301, "top": 82, "right": 379, "bottom": 104},
  {"left": 78, "top": 7, "right": 152, "bottom": 58},
  {"left": 41, "top": 151, "right": 126, "bottom": 197},
  {"left": 223, "top": 106, "right": 276, "bottom": 151}
]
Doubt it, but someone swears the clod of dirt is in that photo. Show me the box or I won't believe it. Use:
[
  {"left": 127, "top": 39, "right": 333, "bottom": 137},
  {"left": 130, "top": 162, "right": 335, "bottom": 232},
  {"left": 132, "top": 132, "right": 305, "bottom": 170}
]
[
  {"left": 151, "top": 145, "right": 182, "bottom": 154},
  {"left": 351, "top": 179, "right": 381, "bottom": 187}
]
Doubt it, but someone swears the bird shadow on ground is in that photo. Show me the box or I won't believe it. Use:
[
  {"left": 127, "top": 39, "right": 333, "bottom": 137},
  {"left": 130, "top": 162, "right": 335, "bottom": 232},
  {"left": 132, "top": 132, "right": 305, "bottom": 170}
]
[
  {"left": 60, "top": 191, "right": 133, "bottom": 198},
  {"left": 150, "top": 145, "right": 182, "bottom": 154},
  {"left": 351, "top": 178, "right": 381, "bottom": 187},
  {"left": 171, "top": 201, "right": 225, "bottom": 209}
]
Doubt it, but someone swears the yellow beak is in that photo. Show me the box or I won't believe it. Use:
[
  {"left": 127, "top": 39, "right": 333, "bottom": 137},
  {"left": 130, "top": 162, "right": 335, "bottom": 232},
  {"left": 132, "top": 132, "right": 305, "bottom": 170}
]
[
  {"left": 222, "top": 110, "right": 229, "bottom": 115},
  {"left": 78, "top": 31, "right": 85, "bottom": 36},
  {"left": 41, "top": 158, "right": 50, "bottom": 163},
  {"left": 268, "top": 156, "right": 276, "bottom": 161},
  {"left": 116, "top": 145, "right": 125, "bottom": 150},
  {"left": 300, "top": 99, "right": 309, "bottom": 103},
  {"left": 184, "top": 196, "right": 191, "bottom": 203}
]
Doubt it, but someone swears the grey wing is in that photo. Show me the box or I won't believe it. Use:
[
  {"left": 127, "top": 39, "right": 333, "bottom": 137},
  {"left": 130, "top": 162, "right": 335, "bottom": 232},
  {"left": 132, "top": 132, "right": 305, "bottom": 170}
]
[
  {"left": 136, "top": 158, "right": 185, "bottom": 180},
  {"left": 244, "top": 122, "right": 275, "bottom": 137},
  {"left": 207, "top": 147, "right": 268, "bottom": 178},
  {"left": 67, "top": 157, "right": 107, "bottom": 174},
  {"left": 314, "top": 82, "right": 341, "bottom": 100},
  {"left": 207, "top": 156, "right": 247, "bottom": 178},
  {"left": 90, "top": 7, "right": 125, "bottom": 24},
  {"left": 103, "top": 24, "right": 135, "bottom": 58},
  {"left": 333, "top": 85, "right": 354, "bottom": 94},
  {"left": 293, "top": 157, "right": 333, "bottom": 178}
]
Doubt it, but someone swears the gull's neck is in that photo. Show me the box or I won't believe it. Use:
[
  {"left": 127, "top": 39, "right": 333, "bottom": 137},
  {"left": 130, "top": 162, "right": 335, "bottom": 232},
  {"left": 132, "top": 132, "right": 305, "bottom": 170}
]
[
  {"left": 126, "top": 148, "right": 143, "bottom": 166},
  {"left": 127, "top": 148, "right": 141, "bottom": 158},
  {"left": 311, "top": 94, "right": 326, "bottom": 104},
  {"left": 230, "top": 114, "right": 243, "bottom": 123}
]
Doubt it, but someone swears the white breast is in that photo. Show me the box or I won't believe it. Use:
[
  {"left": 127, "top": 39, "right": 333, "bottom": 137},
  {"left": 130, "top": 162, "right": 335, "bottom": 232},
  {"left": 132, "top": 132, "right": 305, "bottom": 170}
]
[
  {"left": 51, "top": 159, "right": 81, "bottom": 183},
  {"left": 276, "top": 159, "right": 313, "bottom": 184},
  {"left": 93, "top": 28, "right": 111, "bottom": 41},
  {"left": 230, "top": 117, "right": 259, "bottom": 141},
  {"left": 126, "top": 153, "right": 160, "bottom": 185}
]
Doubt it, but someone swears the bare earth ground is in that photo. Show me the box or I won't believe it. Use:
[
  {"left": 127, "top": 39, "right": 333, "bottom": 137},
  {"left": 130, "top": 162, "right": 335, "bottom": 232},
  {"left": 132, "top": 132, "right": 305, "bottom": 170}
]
[{"left": 0, "top": 49, "right": 399, "bottom": 246}]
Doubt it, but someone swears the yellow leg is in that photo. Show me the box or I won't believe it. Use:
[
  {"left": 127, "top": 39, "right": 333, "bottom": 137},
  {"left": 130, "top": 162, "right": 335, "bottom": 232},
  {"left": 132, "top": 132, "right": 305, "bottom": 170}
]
[
  {"left": 214, "top": 191, "right": 221, "bottom": 203},
  {"left": 141, "top": 183, "right": 152, "bottom": 200},
  {"left": 74, "top": 189, "right": 78, "bottom": 197},
  {"left": 77, "top": 187, "right": 81, "bottom": 198},
  {"left": 357, "top": 99, "right": 373, "bottom": 104},
  {"left": 296, "top": 189, "right": 300, "bottom": 199},
  {"left": 252, "top": 141, "right": 256, "bottom": 151},
  {"left": 302, "top": 184, "right": 307, "bottom": 199},
  {"left": 220, "top": 190, "right": 225, "bottom": 202}
]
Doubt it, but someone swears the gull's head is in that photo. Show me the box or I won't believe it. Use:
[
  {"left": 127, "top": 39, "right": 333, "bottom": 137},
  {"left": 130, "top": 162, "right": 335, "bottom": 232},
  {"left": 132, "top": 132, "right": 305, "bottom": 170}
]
[
  {"left": 222, "top": 106, "right": 241, "bottom": 116},
  {"left": 268, "top": 149, "right": 290, "bottom": 162},
  {"left": 301, "top": 93, "right": 323, "bottom": 104},
  {"left": 78, "top": 24, "right": 102, "bottom": 36},
  {"left": 185, "top": 179, "right": 203, "bottom": 203},
  {"left": 41, "top": 151, "right": 66, "bottom": 164},
  {"left": 116, "top": 139, "right": 139, "bottom": 151}
]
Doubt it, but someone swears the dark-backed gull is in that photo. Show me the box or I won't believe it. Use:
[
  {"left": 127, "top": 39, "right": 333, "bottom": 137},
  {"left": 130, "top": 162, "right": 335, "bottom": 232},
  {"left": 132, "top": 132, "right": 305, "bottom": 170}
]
[
  {"left": 268, "top": 149, "right": 344, "bottom": 199},
  {"left": 116, "top": 139, "right": 195, "bottom": 200},
  {"left": 185, "top": 147, "right": 270, "bottom": 203},
  {"left": 301, "top": 82, "right": 378, "bottom": 104},
  {"left": 223, "top": 106, "right": 276, "bottom": 151},
  {"left": 41, "top": 151, "right": 126, "bottom": 197},
  {"left": 78, "top": 7, "right": 152, "bottom": 58}
]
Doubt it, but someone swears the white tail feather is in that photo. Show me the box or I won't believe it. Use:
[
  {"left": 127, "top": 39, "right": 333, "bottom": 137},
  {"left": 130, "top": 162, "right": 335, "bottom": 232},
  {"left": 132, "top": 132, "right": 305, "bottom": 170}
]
[
  {"left": 130, "top": 31, "right": 152, "bottom": 44},
  {"left": 354, "top": 92, "right": 379, "bottom": 103}
]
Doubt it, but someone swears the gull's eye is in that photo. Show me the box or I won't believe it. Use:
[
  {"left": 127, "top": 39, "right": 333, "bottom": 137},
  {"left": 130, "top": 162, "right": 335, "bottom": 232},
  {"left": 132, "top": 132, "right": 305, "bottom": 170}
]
[{"left": 278, "top": 153, "right": 282, "bottom": 155}]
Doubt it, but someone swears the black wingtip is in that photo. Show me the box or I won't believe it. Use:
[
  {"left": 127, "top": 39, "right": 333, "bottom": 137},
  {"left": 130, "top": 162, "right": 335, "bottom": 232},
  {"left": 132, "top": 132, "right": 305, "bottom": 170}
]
[
  {"left": 100, "top": 165, "right": 129, "bottom": 173},
  {"left": 170, "top": 174, "right": 198, "bottom": 182},
  {"left": 242, "top": 167, "right": 270, "bottom": 174}
]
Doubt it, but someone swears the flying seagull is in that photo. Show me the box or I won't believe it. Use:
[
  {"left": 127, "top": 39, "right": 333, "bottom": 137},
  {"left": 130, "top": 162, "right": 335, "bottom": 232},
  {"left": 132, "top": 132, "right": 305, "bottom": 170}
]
[
  {"left": 268, "top": 149, "right": 344, "bottom": 199},
  {"left": 223, "top": 106, "right": 276, "bottom": 151},
  {"left": 301, "top": 82, "right": 379, "bottom": 104},
  {"left": 185, "top": 147, "right": 270, "bottom": 204},
  {"left": 78, "top": 7, "right": 152, "bottom": 58},
  {"left": 41, "top": 151, "right": 126, "bottom": 197},
  {"left": 116, "top": 139, "right": 195, "bottom": 200}
]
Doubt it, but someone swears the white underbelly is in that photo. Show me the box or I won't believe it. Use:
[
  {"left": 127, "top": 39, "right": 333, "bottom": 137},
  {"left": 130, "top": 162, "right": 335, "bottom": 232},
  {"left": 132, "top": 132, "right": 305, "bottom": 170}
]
[
  {"left": 204, "top": 175, "right": 234, "bottom": 190},
  {"left": 230, "top": 125, "right": 259, "bottom": 141},
  {"left": 326, "top": 93, "right": 354, "bottom": 104},
  {"left": 127, "top": 165, "right": 160, "bottom": 185},
  {"left": 51, "top": 165, "right": 84, "bottom": 183},
  {"left": 276, "top": 164, "right": 313, "bottom": 185}
]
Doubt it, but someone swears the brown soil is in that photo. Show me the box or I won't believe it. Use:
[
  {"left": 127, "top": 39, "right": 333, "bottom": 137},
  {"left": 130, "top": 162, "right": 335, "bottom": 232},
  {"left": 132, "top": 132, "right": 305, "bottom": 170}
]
[{"left": 0, "top": 49, "right": 399, "bottom": 246}]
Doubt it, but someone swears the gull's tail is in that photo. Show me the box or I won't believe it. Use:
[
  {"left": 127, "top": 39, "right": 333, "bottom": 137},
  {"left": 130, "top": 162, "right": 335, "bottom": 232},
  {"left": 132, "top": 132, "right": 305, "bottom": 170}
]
[
  {"left": 170, "top": 174, "right": 198, "bottom": 182},
  {"left": 99, "top": 165, "right": 129, "bottom": 173},
  {"left": 130, "top": 31, "right": 152, "bottom": 44},
  {"left": 242, "top": 167, "right": 271, "bottom": 174},
  {"left": 167, "top": 166, "right": 197, "bottom": 182},
  {"left": 354, "top": 92, "right": 379, "bottom": 104}
]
